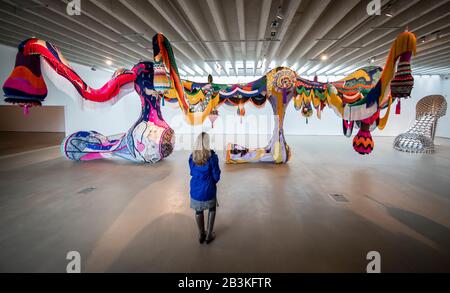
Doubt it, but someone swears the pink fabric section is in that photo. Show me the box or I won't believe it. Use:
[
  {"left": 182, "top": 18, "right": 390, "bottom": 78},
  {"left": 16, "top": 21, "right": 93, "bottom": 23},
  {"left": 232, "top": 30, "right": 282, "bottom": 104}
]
[
  {"left": 80, "top": 153, "right": 105, "bottom": 161},
  {"left": 3, "top": 78, "right": 47, "bottom": 96},
  {"left": 136, "top": 141, "right": 145, "bottom": 152}
]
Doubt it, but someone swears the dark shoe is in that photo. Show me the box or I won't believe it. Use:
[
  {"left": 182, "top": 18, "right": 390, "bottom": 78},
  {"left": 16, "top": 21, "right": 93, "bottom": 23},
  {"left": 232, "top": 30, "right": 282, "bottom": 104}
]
[
  {"left": 206, "top": 210, "right": 216, "bottom": 244},
  {"left": 195, "top": 213, "right": 206, "bottom": 244},
  {"left": 199, "top": 232, "right": 206, "bottom": 244},
  {"left": 206, "top": 232, "right": 215, "bottom": 244}
]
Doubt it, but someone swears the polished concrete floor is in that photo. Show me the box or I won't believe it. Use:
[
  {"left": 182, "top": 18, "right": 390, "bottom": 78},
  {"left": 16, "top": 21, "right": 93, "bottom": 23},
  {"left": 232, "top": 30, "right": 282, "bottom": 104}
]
[{"left": 0, "top": 136, "right": 449, "bottom": 273}]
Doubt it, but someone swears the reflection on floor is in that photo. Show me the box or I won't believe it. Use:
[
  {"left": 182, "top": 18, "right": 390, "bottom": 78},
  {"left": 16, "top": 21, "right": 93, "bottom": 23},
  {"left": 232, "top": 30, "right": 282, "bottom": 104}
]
[
  {"left": 0, "top": 132, "right": 65, "bottom": 157},
  {"left": 0, "top": 136, "right": 449, "bottom": 272}
]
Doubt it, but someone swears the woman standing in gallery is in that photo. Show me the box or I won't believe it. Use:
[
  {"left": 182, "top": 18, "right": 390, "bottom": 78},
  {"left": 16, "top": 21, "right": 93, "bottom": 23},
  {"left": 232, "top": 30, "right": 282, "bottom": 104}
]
[{"left": 189, "top": 132, "right": 221, "bottom": 244}]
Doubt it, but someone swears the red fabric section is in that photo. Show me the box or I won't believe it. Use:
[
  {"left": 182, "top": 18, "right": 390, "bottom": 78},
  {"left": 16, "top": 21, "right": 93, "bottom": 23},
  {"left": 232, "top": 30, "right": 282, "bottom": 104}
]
[{"left": 25, "top": 40, "right": 136, "bottom": 103}]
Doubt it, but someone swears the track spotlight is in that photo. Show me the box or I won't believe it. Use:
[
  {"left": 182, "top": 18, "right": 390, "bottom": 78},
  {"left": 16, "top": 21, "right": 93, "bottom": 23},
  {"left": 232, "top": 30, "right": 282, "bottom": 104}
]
[{"left": 384, "top": 4, "right": 394, "bottom": 17}]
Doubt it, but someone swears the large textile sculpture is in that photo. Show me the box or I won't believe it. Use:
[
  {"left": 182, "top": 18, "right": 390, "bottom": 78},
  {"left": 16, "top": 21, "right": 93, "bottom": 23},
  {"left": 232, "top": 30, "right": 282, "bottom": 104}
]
[
  {"left": 2, "top": 32, "right": 416, "bottom": 164},
  {"left": 393, "top": 95, "right": 447, "bottom": 153}
]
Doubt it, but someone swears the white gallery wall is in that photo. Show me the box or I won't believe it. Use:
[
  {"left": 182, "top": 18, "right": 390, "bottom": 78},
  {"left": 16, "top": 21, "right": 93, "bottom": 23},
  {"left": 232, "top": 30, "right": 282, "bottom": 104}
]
[{"left": 1, "top": 43, "right": 449, "bottom": 141}]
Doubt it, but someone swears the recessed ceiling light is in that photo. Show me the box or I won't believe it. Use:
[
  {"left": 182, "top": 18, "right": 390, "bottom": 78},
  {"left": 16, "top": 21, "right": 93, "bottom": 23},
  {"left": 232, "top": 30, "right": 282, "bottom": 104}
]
[
  {"left": 276, "top": 6, "right": 284, "bottom": 20},
  {"left": 385, "top": 13, "right": 393, "bottom": 17},
  {"left": 105, "top": 59, "right": 113, "bottom": 66},
  {"left": 321, "top": 54, "right": 328, "bottom": 61}
]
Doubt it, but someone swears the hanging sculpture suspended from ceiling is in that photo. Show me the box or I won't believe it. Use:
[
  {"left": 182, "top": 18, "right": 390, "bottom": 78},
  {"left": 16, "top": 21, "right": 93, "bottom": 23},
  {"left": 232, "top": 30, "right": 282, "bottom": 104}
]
[{"left": 2, "top": 32, "right": 417, "bottom": 164}]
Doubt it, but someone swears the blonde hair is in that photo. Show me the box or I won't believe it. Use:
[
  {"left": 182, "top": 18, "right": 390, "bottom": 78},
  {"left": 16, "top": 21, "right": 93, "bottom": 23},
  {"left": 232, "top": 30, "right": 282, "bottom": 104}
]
[{"left": 192, "top": 132, "right": 211, "bottom": 166}]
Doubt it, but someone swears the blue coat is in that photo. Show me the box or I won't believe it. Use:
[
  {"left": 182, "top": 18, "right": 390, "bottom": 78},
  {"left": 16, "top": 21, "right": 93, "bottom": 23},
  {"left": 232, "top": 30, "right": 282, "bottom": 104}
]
[{"left": 189, "top": 151, "right": 221, "bottom": 202}]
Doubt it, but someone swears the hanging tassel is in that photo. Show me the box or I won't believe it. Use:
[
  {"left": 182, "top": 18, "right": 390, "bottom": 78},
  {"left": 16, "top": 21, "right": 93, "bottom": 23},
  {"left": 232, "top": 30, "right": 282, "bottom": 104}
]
[
  {"left": 343, "top": 120, "right": 354, "bottom": 137},
  {"left": 237, "top": 104, "right": 245, "bottom": 124},
  {"left": 395, "top": 99, "right": 401, "bottom": 115},
  {"left": 161, "top": 95, "right": 165, "bottom": 106},
  {"left": 23, "top": 105, "right": 29, "bottom": 116},
  {"left": 209, "top": 108, "right": 219, "bottom": 128},
  {"left": 306, "top": 117, "right": 308, "bottom": 125}
]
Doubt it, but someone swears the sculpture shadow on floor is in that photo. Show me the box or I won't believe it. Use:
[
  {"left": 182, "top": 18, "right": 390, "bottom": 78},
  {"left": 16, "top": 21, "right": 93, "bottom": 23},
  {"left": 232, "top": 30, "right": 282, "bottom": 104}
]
[{"left": 385, "top": 206, "right": 450, "bottom": 252}]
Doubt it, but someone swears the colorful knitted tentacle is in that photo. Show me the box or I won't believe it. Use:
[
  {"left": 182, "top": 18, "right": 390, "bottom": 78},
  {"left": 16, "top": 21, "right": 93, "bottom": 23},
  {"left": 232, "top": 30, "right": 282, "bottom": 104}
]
[
  {"left": 345, "top": 32, "right": 416, "bottom": 120},
  {"left": 376, "top": 31, "right": 416, "bottom": 108},
  {"left": 391, "top": 51, "right": 414, "bottom": 99},
  {"left": 3, "top": 39, "right": 48, "bottom": 106},
  {"left": 3, "top": 39, "right": 137, "bottom": 106},
  {"left": 153, "top": 33, "right": 188, "bottom": 111}
]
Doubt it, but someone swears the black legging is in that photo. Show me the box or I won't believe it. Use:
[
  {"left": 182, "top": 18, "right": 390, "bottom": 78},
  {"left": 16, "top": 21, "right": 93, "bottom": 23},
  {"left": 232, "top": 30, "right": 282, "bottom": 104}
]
[{"left": 196, "top": 207, "right": 216, "bottom": 215}]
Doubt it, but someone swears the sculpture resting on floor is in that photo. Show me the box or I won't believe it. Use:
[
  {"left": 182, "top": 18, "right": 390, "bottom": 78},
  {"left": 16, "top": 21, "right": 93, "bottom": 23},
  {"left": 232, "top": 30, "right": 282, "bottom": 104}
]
[
  {"left": 2, "top": 32, "right": 416, "bottom": 164},
  {"left": 394, "top": 95, "right": 447, "bottom": 153}
]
